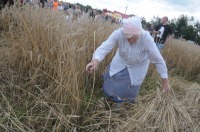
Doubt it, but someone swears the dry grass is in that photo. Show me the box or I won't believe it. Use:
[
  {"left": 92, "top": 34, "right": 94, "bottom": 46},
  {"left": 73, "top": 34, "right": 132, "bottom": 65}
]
[
  {"left": 0, "top": 4, "right": 200, "bottom": 132},
  {"left": 117, "top": 89, "right": 197, "bottom": 132},
  {"left": 163, "top": 39, "right": 200, "bottom": 82},
  {"left": 0, "top": 4, "right": 117, "bottom": 131},
  {"left": 182, "top": 83, "right": 200, "bottom": 131},
  {"left": 81, "top": 87, "right": 199, "bottom": 132}
]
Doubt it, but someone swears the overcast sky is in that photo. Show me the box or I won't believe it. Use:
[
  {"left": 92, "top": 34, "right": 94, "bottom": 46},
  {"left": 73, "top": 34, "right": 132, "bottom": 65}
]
[{"left": 65, "top": 0, "right": 200, "bottom": 22}]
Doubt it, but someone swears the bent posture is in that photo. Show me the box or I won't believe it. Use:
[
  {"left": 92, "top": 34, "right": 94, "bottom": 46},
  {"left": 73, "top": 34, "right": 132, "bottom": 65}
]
[{"left": 86, "top": 17, "right": 170, "bottom": 103}]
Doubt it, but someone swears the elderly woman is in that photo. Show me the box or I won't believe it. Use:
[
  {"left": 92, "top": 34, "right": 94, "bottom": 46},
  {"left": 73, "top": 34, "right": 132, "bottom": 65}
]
[{"left": 86, "top": 17, "right": 169, "bottom": 103}]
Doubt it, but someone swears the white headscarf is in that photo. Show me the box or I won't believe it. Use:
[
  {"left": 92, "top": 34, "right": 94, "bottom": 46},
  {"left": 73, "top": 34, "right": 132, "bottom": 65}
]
[{"left": 122, "top": 16, "right": 143, "bottom": 38}]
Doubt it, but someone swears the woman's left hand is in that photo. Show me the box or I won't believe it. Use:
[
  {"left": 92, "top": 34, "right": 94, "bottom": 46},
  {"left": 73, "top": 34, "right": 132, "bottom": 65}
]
[
  {"left": 162, "top": 83, "right": 170, "bottom": 92},
  {"left": 161, "top": 78, "right": 170, "bottom": 92}
]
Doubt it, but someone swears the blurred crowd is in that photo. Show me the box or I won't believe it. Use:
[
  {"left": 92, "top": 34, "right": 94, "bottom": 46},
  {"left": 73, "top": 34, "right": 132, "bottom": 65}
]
[{"left": 18, "top": 0, "right": 123, "bottom": 24}]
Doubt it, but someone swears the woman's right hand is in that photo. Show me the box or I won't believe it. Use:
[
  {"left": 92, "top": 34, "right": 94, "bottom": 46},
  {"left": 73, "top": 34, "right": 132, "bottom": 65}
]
[{"left": 86, "top": 59, "right": 100, "bottom": 74}]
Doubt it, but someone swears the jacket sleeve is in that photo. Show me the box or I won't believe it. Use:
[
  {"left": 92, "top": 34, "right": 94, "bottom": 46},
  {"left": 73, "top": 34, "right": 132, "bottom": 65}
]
[
  {"left": 92, "top": 29, "right": 119, "bottom": 62},
  {"left": 144, "top": 32, "right": 168, "bottom": 78}
]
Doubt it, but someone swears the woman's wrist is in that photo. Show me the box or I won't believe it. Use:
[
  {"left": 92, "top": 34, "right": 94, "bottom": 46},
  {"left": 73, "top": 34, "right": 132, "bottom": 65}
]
[
  {"left": 161, "top": 78, "right": 170, "bottom": 92},
  {"left": 161, "top": 78, "right": 168, "bottom": 85},
  {"left": 92, "top": 59, "right": 100, "bottom": 64}
]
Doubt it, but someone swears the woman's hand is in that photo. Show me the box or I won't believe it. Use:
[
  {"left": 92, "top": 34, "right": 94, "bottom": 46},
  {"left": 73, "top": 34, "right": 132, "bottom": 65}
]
[
  {"left": 161, "top": 78, "right": 170, "bottom": 92},
  {"left": 86, "top": 59, "right": 100, "bottom": 74}
]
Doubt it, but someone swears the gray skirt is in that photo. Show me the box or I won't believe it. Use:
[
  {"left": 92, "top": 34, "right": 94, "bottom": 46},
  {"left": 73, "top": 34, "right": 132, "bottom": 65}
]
[{"left": 102, "top": 65, "right": 141, "bottom": 103}]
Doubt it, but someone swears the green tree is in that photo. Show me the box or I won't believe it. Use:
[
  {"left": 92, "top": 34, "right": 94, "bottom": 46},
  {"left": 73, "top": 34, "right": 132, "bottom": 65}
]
[
  {"left": 85, "top": 5, "right": 93, "bottom": 12},
  {"left": 174, "top": 15, "right": 188, "bottom": 38},
  {"left": 76, "top": 3, "right": 85, "bottom": 11},
  {"left": 141, "top": 17, "right": 148, "bottom": 30},
  {"left": 168, "top": 18, "right": 176, "bottom": 36},
  {"left": 194, "top": 21, "right": 200, "bottom": 45},
  {"left": 150, "top": 16, "right": 161, "bottom": 26},
  {"left": 184, "top": 25, "right": 196, "bottom": 41}
]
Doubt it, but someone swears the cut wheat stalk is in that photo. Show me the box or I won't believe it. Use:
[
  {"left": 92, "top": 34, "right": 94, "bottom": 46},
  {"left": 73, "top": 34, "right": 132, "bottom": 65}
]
[{"left": 117, "top": 88, "right": 197, "bottom": 132}]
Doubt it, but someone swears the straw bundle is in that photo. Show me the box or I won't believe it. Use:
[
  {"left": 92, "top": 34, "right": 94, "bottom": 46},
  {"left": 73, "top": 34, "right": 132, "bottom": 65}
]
[
  {"left": 183, "top": 83, "right": 200, "bottom": 131},
  {"left": 117, "top": 89, "right": 196, "bottom": 132}
]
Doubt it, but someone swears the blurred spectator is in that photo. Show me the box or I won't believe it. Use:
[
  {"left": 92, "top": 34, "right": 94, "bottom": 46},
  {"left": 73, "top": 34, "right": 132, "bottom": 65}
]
[
  {"left": 52, "top": 0, "right": 58, "bottom": 10},
  {"left": 153, "top": 16, "right": 173, "bottom": 44},
  {"left": 89, "top": 10, "right": 95, "bottom": 19},
  {"left": 148, "top": 24, "right": 154, "bottom": 36},
  {"left": 47, "top": 0, "right": 53, "bottom": 8},
  {"left": 63, "top": 2, "right": 69, "bottom": 11},
  {"left": 57, "top": 1, "right": 64, "bottom": 11},
  {"left": 39, "top": 0, "right": 45, "bottom": 8}
]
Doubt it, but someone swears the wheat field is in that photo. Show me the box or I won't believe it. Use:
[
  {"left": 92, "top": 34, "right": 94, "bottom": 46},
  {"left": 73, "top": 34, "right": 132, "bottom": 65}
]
[{"left": 0, "top": 5, "right": 199, "bottom": 132}]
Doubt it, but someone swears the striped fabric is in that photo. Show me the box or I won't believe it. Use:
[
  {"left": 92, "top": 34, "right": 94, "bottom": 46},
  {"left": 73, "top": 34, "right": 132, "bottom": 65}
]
[
  {"left": 103, "top": 65, "right": 141, "bottom": 103},
  {"left": 93, "top": 28, "right": 168, "bottom": 86}
]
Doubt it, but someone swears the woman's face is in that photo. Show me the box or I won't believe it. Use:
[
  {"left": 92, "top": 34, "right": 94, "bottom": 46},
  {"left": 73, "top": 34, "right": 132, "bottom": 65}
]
[{"left": 127, "top": 34, "right": 140, "bottom": 44}]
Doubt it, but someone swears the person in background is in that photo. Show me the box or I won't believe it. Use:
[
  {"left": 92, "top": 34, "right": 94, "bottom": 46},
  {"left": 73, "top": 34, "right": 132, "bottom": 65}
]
[
  {"left": 52, "top": 0, "right": 58, "bottom": 10},
  {"left": 39, "top": 0, "right": 44, "bottom": 8},
  {"left": 86, "top": 16, "right": 170, "bottom": 105},
  {"left": 47, "top": 0, "right": 53, "bottom": 9},
  {"left": 43, "top": 0, "right": 47, "bottom": 7},
  {"left": 63, "top": 2, "right": 69, "bottom": 11},
  {"left": 148, "top": 24, "right": 155, "bottom": 36},
  {"left": 152, "top": 16, "right": 173, "bottom": 49},
  {"left": 89, "top": 10, "right": 96, "bottom": 20},
  {"left": 57, "top": 1, "right": 64, "bottom": 11}
]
